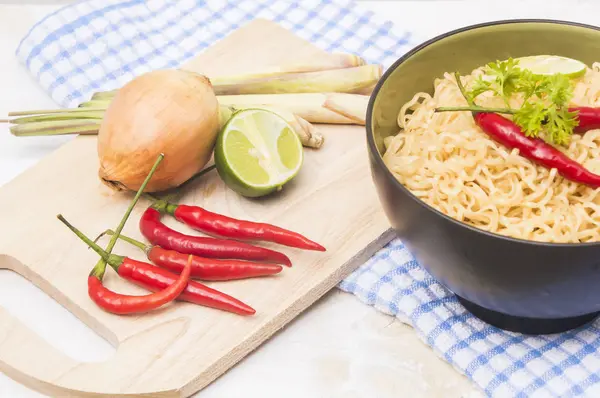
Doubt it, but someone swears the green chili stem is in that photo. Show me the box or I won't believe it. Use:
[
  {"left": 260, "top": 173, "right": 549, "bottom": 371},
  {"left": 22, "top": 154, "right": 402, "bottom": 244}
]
[
  {"left": 142, "top": 193, "right": 161, "bottom": 202},
  {"left": 454, "top": 72, "right": 473, "bottom": 106},
  {"left": 90, "top": 153, "right": 164, "bottom": 278},
  {"left": 57, "top": 215, "right": 110, "bottom": 262},
  {"left": 98, "top": 229, "right": 149, "bottom": 253},
  {"left": 147, "top": 164, "right": 217, "bottom": 206}
]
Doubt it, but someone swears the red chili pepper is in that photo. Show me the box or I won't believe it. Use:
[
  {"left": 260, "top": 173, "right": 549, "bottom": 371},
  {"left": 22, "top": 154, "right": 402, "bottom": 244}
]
[
  {"left": 474, "top": 112, "right": 600, "bottom": 187},
  {"left": 98, "top": 229, "right": 283, "bottom": 280},
  {"left": 58, "top": 215, "right": 256, "bottom": 316},
  {"left": 116, "top": 256, "right": 255, "bottom": 315},
  {"left": 87, "top": 254, "right": 191, "bottom": 315},
  {"left": 152, "top": 200, "right": 325, "bottom": 252},
  {"left": 570, "top": 107, "right": 600, "bottom": 133},
  {"left": 140, "top": 207, "right": 292, "bottom": 266}
]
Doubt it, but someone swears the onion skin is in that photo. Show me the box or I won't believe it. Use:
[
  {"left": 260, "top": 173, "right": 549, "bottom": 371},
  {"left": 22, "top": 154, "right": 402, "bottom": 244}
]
[{"left": 97, "top": 69, "right": 220, "bottom": 193}]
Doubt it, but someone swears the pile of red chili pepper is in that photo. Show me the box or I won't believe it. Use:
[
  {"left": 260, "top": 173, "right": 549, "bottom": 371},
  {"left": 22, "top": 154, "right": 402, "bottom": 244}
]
[{"left": 57, "top": 153, "right": 326, "bottom": 316}]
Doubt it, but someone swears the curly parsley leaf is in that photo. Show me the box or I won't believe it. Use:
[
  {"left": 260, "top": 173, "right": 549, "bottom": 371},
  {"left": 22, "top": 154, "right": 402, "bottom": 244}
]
[
  {"left": 513, "top": 101, "right": 547, "bottom": 139},
  {"left": 515, "top": 70, "right": 547, "bottom": 102},
  {"left": 463, "top": 58, "right": 579, "bottom": 146},
  {"left": 545, "top": 74, "right": 574, "bottom": 106},
  {"left": 485, "top": 58, "right": 522, "bottom": 103},
  {"left": 468, "top": 76, "right": 492, "bottom": 102},
  {"left": 545, "top": 106, "right": 579, "bottom": 146}
]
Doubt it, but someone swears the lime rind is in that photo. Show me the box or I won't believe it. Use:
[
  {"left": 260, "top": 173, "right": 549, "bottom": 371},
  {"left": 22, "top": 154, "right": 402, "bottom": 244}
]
[
  {"left": 514, "top": 55, "right": 587, "bottom": 78},
  {"left": 215, "top": 108, "right": 303, "bottom": 197}
]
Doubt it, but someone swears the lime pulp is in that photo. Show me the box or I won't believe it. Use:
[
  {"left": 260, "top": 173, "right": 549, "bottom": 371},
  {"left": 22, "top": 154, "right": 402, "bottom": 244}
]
[{"left": 214, "top": 108, "right": 304, "bottom": 198}]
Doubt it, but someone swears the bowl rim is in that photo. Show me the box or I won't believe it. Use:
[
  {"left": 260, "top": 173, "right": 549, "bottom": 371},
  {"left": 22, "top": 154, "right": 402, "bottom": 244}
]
[{"left": 366, "top": 18, "right": 600, "bottom": 248}]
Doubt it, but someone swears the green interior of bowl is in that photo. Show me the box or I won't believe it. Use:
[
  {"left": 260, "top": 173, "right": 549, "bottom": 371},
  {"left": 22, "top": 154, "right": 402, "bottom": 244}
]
[{"left": 370, "top": 20, "right": 600, "bottom": 155}]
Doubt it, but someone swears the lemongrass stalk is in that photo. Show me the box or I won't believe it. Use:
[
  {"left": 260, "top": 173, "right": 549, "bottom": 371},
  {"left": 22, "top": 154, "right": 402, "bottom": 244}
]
[
  {"left": 8, "top": 103, "right": 323, "bottom": 148},
  {"left": 355, "top": 83, "right": 376, "bottom": 95},
  {"left": 227, "top": 105, "right": 323, "bottom": 149},
  {"left": 9, "top": 111, "right": 104, "bottom": 124},
  {"left": 89, "top": 53, "right": 367, "bottom": 101},
  {"left": 209, "top": 54, "right": 368, "bottom": 84},
  {"left": 293, "top": 114, "right": 324, "bottom": 149},
  {"left": 217, "top": 93, "right": 364, "bottom": 124},
  {"left": 83, "top": 93, "right": 363, "bottom": 124},
  {"left": 78, "top": 99, "right": 111, "bottom": 109},
  {"left": 322, "top": 93, "right": 369, "bottom": 125},
  {"left": 91, "top": 89, "right": 118, "bottom": 101},
  {"left": 22, "top": 93, "right": 358, "bottom": 126},
  {"left": 218, "top": 105, "right": 234, "bottom": 128},
  {"left": 335, "top": 52, "right": 366, "bottom": 67},
  {"left": 10, "top": 120, "right": 100, "bottom": 137},
  {"left": 8, "top": 107, "right": 108, "bottom": 117},
  {"left": 212, "top": 64, "right": 382, "bottom": 95},
  {"left": 217, "top": 93, "right": 353, "bottom": 124}
]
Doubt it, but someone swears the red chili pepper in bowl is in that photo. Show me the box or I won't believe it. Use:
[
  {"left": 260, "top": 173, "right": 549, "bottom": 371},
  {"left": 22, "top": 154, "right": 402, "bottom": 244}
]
[
  {"left": 152, "top": 200, "right": 325, "bottom": 252},
  {"left": 140, "top": 206, "right": 292, "bottom": 266},
  {"left": 449, "top": 72, "right": 600, "bottom": 188},
  {"left": 474, "top": 112, "right": 600, "bottom": 187},
  {"left": 58, "top": 215, "right": 256, "bottom": 316},
  {"left": 570, "top": 107, "right": 600, "bottom": 133},
  {"left": 97, "top": 229, "right": 283, "bottom": 280}
]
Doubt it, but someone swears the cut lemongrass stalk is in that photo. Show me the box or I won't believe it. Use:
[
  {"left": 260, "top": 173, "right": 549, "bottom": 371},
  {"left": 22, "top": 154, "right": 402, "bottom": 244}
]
[
  {"left": 218, "top": 105, "right": 234, "bottom": 128},
  {"left": 229, "top": 105, "right": 324, "bottom": 149},
  {"left": 212, "top": 64, "right": 383, "bottom": 95},
  {"left": 12, "top": 93, "right": 358, "bottom": 127},
  {"left": 91, "top": 89, "right": 118, "bottom": 101},
  {"left": 217, "top": 93, "right": 357, "bottom": 124},
  {"left": 208, "top": 53, "right": 368, "bottom": 84},
  {"left": 10, "top": 120, "right": 101, "bottom": 137},
  {"left": 9, "top": 111, "right": 105, "bottom": 124},
  {"left": 355, "top": 83, "right": 376, "bottom": 95},
  {"left": 333, "top": 52, "right": 366, "bottom": 67},
  {"left": 78, "top": 99, "right": 111, "bottom": 109},
  {"left": 322, "top": 93, "right": 369, "bottom": 125},
  {"left": 89, "top": 53, "right": 367, "bottom": 101},
  {"left": 294, "top": 114, "right": 324, "bottom": 149},
  {"left": 217, "top": 104, "right": 323, "bottom": 149},
  {"left": 8, "top": 107, "right": 108, "bottom": 117}
]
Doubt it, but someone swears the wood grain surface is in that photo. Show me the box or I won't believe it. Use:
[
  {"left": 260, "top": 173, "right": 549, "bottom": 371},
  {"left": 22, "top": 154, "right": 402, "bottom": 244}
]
[{"left": 0, "top": 19, "right": 393, "bottom": 397}]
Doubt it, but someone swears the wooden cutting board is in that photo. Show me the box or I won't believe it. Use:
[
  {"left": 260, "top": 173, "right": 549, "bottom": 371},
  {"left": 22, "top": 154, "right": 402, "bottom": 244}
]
[{"left": 0, "top": 19, "right": 393, "bottom": 397}]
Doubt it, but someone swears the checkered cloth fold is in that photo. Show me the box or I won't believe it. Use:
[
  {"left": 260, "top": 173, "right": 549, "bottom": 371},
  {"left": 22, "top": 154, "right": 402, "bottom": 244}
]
[{"left": 15, "top": 1, "right": 600, "bottom": 396}]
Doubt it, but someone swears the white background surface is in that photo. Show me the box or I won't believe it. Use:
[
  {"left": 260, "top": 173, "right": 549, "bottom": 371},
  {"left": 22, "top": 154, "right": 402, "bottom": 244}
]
[{"left": 1, "top": 1, "right": 599, "bottom": 397}]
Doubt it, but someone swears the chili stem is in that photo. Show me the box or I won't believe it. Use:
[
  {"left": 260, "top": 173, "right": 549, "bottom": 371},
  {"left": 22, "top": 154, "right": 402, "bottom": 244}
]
[
  {"left": 146, "top": 165, "right": 216, "bottom": 205},
  {"left": 142, "top": 193, "right": 161, "bottom": 202},
  {"left": 436, "top": 106, "right": 516, "bottom": 115},
  {"left": 97, "top": 229, "right": 148, "bottom": 252},
  {"left": 454, "top": 72, "right": 474, "bottom": 107},
  {"left": 57, "top": 215, "right": 111, "bottom": 261},
  {"left": 91, "top": 153, "right": 164, "bottom": 278}
]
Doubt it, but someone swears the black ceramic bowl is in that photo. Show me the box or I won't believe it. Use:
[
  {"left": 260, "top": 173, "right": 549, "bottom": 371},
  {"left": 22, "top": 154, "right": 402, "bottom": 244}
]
[{"left": 367, "top": 20, "right": 600, "bottom": 334}]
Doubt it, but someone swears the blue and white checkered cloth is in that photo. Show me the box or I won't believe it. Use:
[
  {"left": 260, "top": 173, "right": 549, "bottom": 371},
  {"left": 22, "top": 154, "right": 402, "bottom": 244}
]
[{"left": 14, "top": 1, "right": 600, "bottom": 396}]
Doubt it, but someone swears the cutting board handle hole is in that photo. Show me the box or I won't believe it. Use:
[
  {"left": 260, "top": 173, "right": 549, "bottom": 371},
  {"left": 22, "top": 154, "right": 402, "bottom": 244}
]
[{"left": 0, "top": 267, "right": 115, "bottom": 363}]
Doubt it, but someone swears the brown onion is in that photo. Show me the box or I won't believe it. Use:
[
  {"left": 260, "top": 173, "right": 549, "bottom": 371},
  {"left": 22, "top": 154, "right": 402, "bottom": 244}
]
[{"left": 97, "top": 69, "right": 220, "bottom": 192}]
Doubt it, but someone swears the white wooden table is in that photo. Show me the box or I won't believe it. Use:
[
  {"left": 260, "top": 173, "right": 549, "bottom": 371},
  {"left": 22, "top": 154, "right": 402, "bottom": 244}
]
[{"left": 1, "top": 1, "right": 599, "bottom": 396}]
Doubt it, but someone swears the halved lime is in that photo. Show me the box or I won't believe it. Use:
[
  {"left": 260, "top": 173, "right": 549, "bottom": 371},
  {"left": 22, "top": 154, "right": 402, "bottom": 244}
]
[
  {"left": 214, "top": 108, "right": 303, "bottom": 198},
  {"left": 514, "top": 55, "right": 587, "bottom": 78}
]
